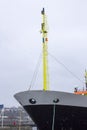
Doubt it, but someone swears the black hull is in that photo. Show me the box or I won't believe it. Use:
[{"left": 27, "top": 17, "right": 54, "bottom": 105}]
[{"left": 24, "top": 105, "right": 87, "bottom": 130}]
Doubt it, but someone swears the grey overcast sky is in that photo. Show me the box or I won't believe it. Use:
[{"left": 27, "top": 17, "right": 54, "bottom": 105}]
[{"left": 0, "top": 0, "right": 87, "bottom": 107}]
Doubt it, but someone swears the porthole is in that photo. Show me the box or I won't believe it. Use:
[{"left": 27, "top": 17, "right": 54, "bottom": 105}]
[
  {"left": 53, "top": 98, "right": 59, "bottom": 103},
  {"left": 29, "top": 98, "right": 36, "bottom": 104}
]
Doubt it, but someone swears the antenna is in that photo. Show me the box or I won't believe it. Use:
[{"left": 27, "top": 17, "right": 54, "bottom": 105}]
[
  {"left": 41, "top": 8, "right": 49, "bottom": 91},
  {"left": 85, "top": 69, "right": 87, "bottom": 90}
]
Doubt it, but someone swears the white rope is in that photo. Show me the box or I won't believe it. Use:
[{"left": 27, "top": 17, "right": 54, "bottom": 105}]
[{"left": 52, "top": 104, "right": 56, "bottom": 130}]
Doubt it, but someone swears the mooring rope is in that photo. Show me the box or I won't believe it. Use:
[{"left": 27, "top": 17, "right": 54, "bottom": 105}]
[{"left": 52, "top": 104, "right": 56, "bottom": 130}]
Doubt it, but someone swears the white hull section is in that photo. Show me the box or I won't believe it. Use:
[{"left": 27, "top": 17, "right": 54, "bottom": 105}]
[{"left": 14, "top": 90, "right": 87, "bottom": 107}]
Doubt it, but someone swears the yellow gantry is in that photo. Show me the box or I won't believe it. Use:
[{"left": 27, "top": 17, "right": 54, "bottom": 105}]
[{"left": 41, "top": 8, "right": 49, "bottom": 91}]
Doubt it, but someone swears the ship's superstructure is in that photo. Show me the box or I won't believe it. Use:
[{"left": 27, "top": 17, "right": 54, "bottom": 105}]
[
  {"left": 74, "top": 70, "right": 87, "bottom": 95},
  {"left": 14, "top": 8, "right": 87, "bottom": 130}
]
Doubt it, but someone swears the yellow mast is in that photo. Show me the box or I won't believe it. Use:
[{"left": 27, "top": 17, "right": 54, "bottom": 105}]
[{"left": 41, "top": 8, "right": 49, "bottom": 91}]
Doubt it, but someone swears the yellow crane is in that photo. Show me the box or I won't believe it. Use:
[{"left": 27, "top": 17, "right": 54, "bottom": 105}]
[{"left": 41, "top": 8, "right": 49, "bottom": 91}]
